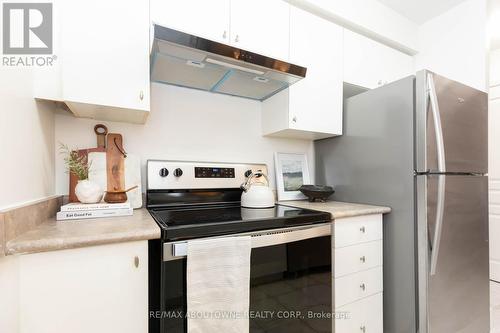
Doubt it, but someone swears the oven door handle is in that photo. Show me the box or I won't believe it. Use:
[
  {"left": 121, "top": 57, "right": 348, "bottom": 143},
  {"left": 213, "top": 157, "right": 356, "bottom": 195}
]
[{"left": 163, "top": 223, "right": 332, "bottom": 261}]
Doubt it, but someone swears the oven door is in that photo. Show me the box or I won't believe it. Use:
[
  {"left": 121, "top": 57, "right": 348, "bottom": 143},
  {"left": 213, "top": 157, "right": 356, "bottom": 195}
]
[{"left": 157, "top": 223, "right": 332, "bottom": 333}]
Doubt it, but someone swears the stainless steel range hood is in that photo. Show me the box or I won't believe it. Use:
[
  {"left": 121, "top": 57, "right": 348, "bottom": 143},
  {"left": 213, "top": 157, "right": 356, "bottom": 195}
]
[{"left": 150, "top": 25, "right": 307, "bottom": 101}]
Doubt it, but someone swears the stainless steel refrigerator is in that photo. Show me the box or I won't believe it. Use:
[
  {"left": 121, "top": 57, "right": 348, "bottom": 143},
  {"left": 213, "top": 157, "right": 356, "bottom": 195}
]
[{"left": 315, "top": 70, "right": 489, "bottom": 333}]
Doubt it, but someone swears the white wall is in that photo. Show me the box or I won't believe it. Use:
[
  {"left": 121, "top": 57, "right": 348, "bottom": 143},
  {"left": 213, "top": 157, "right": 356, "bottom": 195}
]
[
  {"left": 490, "top": 48, "right": 500, "bottom": 332},
  {"left": 415, "top": 0, "right": 488, "bottom": 91},
  {"left": 0, "top": 67, "right": 56, "bottom": 210},
  {"left": 0, "top": 256, "right": 19, "bottom": 333},
  {"left": 54, "top": 83, "right": 315, "bottom": 194},
  {"left": 287, "top": 0, "right": 419, "bottom": 54}
]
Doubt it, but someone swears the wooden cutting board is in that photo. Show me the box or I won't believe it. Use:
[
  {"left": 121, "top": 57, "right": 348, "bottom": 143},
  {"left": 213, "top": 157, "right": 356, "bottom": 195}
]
[
  {"left": 88, "top": 152, "right": 143, "bottom": 208},
  {"left": 106, "top": 133, "right": 126, "bottom": 192}
]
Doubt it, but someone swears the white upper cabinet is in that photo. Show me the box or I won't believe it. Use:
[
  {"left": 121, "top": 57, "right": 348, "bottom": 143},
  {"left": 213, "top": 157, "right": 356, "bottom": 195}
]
[
  {"left": 60, "top": 0, "right": 150, "bottom": 123},
  {"left": 150, "top": 0, "right": 230, "bottom": 44},
  {"left": 152, "top": 0, "right": 290, "bottom": 61},
  {"left": 35, "top": 0, "right": 150, "bottom": 124},
  {"left": 230, "top": 0, "right": 290, "bottom": 61},
  {"left": 343, "top": 29, "right": 414, "bottom": 89},
  {"left": 288, "top": 6, "right": 343, "bottom": 135},
  {"left": 262, "top": 6, "right": 343, "bottom": 139}
]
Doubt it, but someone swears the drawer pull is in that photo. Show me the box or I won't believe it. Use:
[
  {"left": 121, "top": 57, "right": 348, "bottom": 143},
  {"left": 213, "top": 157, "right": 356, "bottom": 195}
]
[
  {"left": 360, "top": 283, "right": 366, "bottom": 291},
  {"left": 360, "top": 255, "right": 366, "bottom": 263},
  {"left": 360, "top": 325, "right": 366, "bottom": 332},
  {"left": 360, "top": 226, "right": 366, "bottom": 233}
]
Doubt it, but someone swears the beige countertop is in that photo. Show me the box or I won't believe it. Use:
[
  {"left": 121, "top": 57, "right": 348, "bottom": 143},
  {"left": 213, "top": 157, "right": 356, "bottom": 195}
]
[
  {"left": 4, "top": 200, "right": 389, "bottom": 256},
  {"left": 281, "top": 200, "right": 391, "bottom": 219},
  {"left": 5, "top": 208, "right": 160, "bottom": 255}
]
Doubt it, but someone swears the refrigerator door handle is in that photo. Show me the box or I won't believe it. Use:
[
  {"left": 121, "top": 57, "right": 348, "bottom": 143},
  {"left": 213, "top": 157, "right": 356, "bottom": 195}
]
[
  {"left": 429, "top": 175, "right": 446, "bottom": 275},
  {"left": 427, "top": 73, "right": 446, "bottom": 173},
  {"left": 427, "top": 72, "right": 446, "bottom": 276}
]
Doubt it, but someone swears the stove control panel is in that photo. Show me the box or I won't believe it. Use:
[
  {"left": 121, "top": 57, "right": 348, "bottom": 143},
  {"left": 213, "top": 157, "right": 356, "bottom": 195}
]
[
  {"left": 147, "top": 160, "right": 268, "bottom": 190},
  {"left": 195, "top": 167, "right": 235, "bottom": 178}
]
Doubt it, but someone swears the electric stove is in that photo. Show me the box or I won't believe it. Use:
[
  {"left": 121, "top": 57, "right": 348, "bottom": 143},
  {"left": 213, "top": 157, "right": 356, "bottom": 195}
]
[
  {"left": 146, "top": 160, "right": 331, "bottom": 241},
  {"left": 147, "top": 160, "right": 332, "bottom": 333}
]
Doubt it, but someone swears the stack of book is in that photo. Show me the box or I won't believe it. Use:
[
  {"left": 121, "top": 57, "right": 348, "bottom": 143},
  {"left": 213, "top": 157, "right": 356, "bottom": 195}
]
[{"left": 56, "top": 202, "right": 133, "bottom": 221}]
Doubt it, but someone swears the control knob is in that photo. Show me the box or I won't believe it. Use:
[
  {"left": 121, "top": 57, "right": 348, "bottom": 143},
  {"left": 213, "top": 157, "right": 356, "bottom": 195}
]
[
  {"left": 244, "top": 169, "right": 252, "bottom": 178},
  {"left": 159, "top": 168, "right": 169, "bottom": 177},
  {"left": 173, "top": 168, "right": 183, "bottom": 177}
]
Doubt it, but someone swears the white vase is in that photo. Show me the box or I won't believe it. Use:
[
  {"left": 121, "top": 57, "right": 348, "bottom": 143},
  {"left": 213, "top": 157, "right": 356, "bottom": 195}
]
[{"left": 75, "top": 180, "right": 103, "bottom": 204}]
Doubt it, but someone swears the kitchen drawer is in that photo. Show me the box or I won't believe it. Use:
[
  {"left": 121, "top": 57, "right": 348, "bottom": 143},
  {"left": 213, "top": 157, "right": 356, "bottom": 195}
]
[
  {"left": 334, "top": 240, "right": 383, "bottom": 277},
  {"left": 334, "top": 266, "right": 383, "bottom": 308},
  {"left": 335, "top": 292, "right": 383, "bottom": 333},
  {"left": 334, "top": 214, "right": 382, "bottom": 248}
]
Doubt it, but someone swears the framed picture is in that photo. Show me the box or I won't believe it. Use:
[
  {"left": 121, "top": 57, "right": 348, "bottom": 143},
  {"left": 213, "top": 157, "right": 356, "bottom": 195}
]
[{"left": 274, "top": 152, "right": 310, "bottom": 201}]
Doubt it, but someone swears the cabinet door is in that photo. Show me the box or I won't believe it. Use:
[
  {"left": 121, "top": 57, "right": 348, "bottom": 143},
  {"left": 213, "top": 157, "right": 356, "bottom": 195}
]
[
  {"left": 61, "top": 0, "right": 150, "bottom": 112},
  {"left": 335, "top": 293, "right": 383, "bottom": 333},
  {"left": 344, "top": 29, "right": 414, "bottom": 89},
  {"left": 334, "top": 266, "right": 383, "bottom": 308},
  {"left": 333, "top": 214, "right": 383, "bottom": 248},
  {"left": 334, "top": 240, "right": 383, "bottom": 277},
  {"left": 33, "top": 0, "right": 62, "bottom": 101},
  {"left": 288, "top": 7, "right": 343, "bottom": 135},
  {"left": 230, "top": 0, "right": 289, "bottom": 61},
  {"left": 19, "top": 241, "right": 148, "bottom": 333},
  {"left": 151, "top": 0, "right": 230, "bottom": 43}
]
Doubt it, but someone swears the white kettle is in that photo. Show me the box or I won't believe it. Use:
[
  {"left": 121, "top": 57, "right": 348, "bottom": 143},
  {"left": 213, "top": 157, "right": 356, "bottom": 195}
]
[{"left": 240, "top": 170, "right": 275, "bottom": 209}]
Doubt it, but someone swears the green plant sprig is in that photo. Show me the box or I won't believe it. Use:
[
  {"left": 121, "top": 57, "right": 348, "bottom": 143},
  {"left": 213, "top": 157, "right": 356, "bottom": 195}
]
[{"left": 59, "top": 143, "right": 92, "bottom": 181}]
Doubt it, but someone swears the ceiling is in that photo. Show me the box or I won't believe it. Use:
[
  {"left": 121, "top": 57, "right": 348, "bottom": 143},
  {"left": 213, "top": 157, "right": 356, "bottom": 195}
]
[{"left": 377, "top": 0, "right": 469, "bottom": 24}]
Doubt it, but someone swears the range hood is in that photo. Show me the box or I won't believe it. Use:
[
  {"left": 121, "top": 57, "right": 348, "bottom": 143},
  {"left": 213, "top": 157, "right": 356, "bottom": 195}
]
[{"left": 150, "top": 25, "right": 307, "bottom": 101}]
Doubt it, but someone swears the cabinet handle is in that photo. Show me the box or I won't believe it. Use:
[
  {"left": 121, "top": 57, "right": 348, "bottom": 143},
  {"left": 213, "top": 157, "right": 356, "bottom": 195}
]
[
  {"left": 139, "top": 90, "right": 144, "bottom": 101},
  {"left": 360, "top": 226, "right": 366, "bottom": 233},
  {"left": 134, "top": 256, "right": 140, "bottom": 268},
  {"left": 223, "top": 30, "right": 227, "bottom": 39},
  {"left": 235, "top": 34, "right": 239, "bottom": 43},
  {"left": 360, "top": 255, "right": 366, "bottom": 263},
  {"left": 292, "top": 116, "right": 297, "bottom": 123},
  {"left": 360, "top": 325, "right": 366, "bottom": 332},
  {"left": 360, "top": 283, "right": 366, "bottom": 291}
]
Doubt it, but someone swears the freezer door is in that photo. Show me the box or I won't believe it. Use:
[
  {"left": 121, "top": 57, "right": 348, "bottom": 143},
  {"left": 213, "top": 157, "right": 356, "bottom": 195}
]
[
  {"left": 416, "top": 175, "right": 489, "bottom": 333},
  {"left": 415, "top": 70, "right": 488, "bottom": 174}
]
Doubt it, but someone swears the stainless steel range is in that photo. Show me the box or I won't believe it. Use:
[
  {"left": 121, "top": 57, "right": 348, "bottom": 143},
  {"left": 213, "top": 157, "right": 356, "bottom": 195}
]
[{"left": 147, "top": 160, "right": 332, "bottom": 333}]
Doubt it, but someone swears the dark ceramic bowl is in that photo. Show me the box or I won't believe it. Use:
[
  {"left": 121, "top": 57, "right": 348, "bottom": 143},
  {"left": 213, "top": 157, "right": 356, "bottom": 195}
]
[{"left": 299, "top": 185, "right": 335, "bottom": 202}]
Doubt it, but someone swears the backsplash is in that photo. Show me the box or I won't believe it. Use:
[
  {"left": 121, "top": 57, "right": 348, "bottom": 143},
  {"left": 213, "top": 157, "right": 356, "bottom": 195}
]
[
  {"left": 0, "top": 195, "right": 63, "bottom": 256},
  {"left": 54, "top": 83, "right": 315, "bottom": 194}
]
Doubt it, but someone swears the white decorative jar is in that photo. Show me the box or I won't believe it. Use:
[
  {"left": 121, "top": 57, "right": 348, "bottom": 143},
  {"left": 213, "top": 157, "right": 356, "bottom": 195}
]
[{"left": 75, "top": 180, "right": 103, "bottom": 204}]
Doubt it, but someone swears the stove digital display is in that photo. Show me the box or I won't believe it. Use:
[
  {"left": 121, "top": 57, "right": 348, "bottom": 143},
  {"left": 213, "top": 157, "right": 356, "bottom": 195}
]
[{"left": 195, "top": 167, "right": 235, "bottom": 178}]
